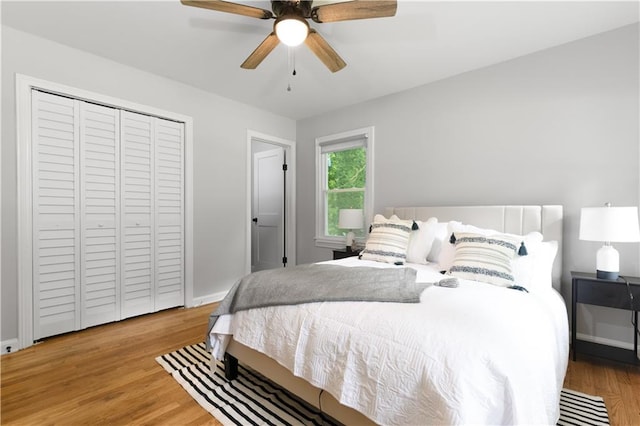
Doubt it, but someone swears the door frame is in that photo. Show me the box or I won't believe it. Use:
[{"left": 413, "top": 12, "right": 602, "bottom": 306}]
[
  {"left": 246, "top": 131, "right": 296, "bottom": 275},
  {"left": 15, "top": 74, "right": 194, "bottom": 350}
]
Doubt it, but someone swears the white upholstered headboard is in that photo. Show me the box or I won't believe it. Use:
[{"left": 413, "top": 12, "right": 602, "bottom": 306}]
[{"left": 384, "top": 205, "right": 563, "bottom": 291}]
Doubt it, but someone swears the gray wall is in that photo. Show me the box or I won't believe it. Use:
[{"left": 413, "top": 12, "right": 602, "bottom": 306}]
[
  {"left": 3, "top": 21, "right": 639, "bottom": 350},
  {"left": 1, "top": 27, "right": 296, "bottom": 342},
  {"left": 296, "top": 24, "right": 640, "bottom": 347}
]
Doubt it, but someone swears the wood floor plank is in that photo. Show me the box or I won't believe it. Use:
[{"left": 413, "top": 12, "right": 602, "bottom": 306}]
[{"left": 2, "top": 303, "right": 640, "bottom": 425}]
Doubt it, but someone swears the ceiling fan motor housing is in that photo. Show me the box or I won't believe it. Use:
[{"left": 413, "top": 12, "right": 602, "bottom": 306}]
[{"left": 271, "top": 1, "right": 312, "bottom": 18}]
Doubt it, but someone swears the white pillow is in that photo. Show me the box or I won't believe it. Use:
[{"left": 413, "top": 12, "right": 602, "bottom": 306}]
[
  {"left": 426, "top": 221, "right": 450, "bottom": 263},
  {"left": 406, "top": 217, "right": 438, "bottom": 264},
  {"left": 360, "top": 215, "right": 413, "bottom": 264},
  {"left": 512, "top": 240, "right": 558, "bottom": 292}
]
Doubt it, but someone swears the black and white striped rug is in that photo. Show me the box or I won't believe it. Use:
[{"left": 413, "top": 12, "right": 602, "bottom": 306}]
[
  {"left": 557, "top": 389, "right": 610, "bottom": 426},
  {"left": 156, "top": 343, "right": 610, "bottom": 426},
  {"left": 156, "top": 342, "right": 339, "bottom": 426}
]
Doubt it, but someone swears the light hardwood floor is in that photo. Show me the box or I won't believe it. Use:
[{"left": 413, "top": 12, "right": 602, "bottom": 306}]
[
  {"left": 564, "top": 351, "right": 640, "bottom": 425},
  {"left": 2, "top": 303, "right": 639, "bottom": 425},
  {"left": 1, "top": 304, "right": 221, "bottom": 425}
]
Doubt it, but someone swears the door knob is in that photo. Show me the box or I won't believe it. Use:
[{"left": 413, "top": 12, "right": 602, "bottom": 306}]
[{"left": 252, "top": 217, "right": 258, "bottom": 223}]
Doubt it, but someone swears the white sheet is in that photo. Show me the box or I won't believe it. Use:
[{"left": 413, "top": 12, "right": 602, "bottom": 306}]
[{"left": 211, "top": 258, "right": 569, "bottom": 425}]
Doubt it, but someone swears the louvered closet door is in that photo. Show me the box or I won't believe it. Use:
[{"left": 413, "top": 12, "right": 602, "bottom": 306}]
[
  {"left": 120, "top": 111, "right": 154, "bottom": 318},
  {"left": 155, "top": 118, "right": 184, "bottom": 310},
  {"left": 32, "top": 91, "right": 81, "bottom": 340},
  {"left": 80, "top": 102, "right": 120, "bottom": 328}
]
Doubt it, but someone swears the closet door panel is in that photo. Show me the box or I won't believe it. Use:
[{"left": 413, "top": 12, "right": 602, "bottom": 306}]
[
  {"left": 80, "top": 102, "right": 120, "bottom": 328},
  {"left": 155, "top": 118, "right": 184, "bottom": 310},
  {"left": 32, "top": 91, "right": 81, "bottom": 340},
  {"left": 121, "top": 111, "right": 155, "bottom": 318}
]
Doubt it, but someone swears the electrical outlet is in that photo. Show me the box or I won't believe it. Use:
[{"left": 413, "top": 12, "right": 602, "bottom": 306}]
[{"left": 2, "top": 339, "right": 19, "bottom": 355}]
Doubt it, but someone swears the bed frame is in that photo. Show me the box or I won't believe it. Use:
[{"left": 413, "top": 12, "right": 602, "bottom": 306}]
[{"left": 222, "top": 205, "right": 564, "bottom": 425}]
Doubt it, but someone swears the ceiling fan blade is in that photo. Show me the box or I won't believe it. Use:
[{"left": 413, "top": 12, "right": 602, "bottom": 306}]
[
  {"left": 181, "top": 0, "right": 273, "bottom": 19},
  {"left": 305, "top": 29, "right": 346, "bottom": 73},
  {"left": 241, "top": 32, "right": 279, "bottom": 69},
  {"left": 311, "top": 0, "right": 397, "bottom": 23}
]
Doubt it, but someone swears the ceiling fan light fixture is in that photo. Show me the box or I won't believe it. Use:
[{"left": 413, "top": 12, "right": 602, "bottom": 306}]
[
  {"left": 182, "top": 0, "right": 398, "bottom": 72},
  {"left": 275, "top": 15, "right": 309, "bottom": 47}
]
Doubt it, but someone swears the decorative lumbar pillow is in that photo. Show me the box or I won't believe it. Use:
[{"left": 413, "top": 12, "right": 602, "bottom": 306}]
[
  {"left": 438, "top": 221, "right": 540, "bottom": 271},
  {"left": 360, "top": 216, "right": 413, "bottom": 264},
  {"left": 437, "top": 221, "right": 475, "bottom": 270},
  {"left": 448, "top": 232, "right": 520, "bottom": 286},
  {"left": 406, "top": 217, "right": 438, "bottom": 264}
]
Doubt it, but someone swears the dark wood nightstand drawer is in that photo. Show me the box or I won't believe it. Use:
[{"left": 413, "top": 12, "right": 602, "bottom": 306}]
[
  {"left": 333, "top": 249, "right": 361, "bottom": 260},
  {"left": 575, "top": 279, "right": 638, "bottom": 310}
]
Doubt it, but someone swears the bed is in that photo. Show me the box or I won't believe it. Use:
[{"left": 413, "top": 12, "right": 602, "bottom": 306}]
[{"left": 209, "top": 205, "right": 568, "bottom": 425}]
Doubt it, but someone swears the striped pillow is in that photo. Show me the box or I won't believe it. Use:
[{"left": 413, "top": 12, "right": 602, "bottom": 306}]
[
  {"left": 360, "top": 217, "right": 412, "bottom": 264},
  {"left": 448, "top": 232, "right": 519, "bottom": 286}
]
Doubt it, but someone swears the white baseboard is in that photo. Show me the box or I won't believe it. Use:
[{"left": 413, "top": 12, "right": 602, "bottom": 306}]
[
  {"left": 575, "top": 332, "right": 635, "bottom": 351},
  {"left": 2, "top": 338, "right": 20, "bottom": 355},
  {"left": 192, "top": 290, "right": 227, "bottom": 307}
]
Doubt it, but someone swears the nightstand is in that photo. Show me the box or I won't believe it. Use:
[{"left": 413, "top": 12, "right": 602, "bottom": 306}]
[
  {"left": 333, "top": 249, "right": 361, "bottom": 260},
  {"left": 571, "top": 271, "right": 640, "bottom": 364}
]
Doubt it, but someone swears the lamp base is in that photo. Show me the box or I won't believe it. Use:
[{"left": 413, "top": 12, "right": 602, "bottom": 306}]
[
  {"left": 596, "top": 244, "right": 619, "bottom": 281},
  {"left": 596, "top": 270, "right": 619, "bottom": 280},
  {"left": 345, "top": 231, "right": 355, "bottom": 251}
]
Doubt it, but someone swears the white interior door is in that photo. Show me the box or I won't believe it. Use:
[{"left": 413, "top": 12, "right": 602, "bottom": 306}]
[
  {"left": 154, "top": 118, "right": 184, "bottom": 310},
  {"left": 20, "top": 78, "right": 192, "bottom": 348},
  {"left": 32, "top": 94, "right": 184, "bottom": 338},
  {"left": 79, "top": 101, "right": 120, "bottom": 328},
  {"left": 252, "top": 147, "right": 284, "bottom": 272},
  {"left": 32, "top": 90, "right": 81, "bottom": 340},
  {"left": 121, "top": 111, "right": 154, "bottom": 318}
]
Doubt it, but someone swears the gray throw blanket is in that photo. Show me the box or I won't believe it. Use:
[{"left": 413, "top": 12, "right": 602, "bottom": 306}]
[{"left": 206, "top": 264, "right": 429, "bottom": 349}]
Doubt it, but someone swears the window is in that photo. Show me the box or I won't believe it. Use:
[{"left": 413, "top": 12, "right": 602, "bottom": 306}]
[{"left": 315, "top": 127, "right": 374, "bottom": 248}]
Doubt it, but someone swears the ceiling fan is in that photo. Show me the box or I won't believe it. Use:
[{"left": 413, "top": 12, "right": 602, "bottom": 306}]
[{"left": 181, "top": 0, "right": 397, "bottom": 72}]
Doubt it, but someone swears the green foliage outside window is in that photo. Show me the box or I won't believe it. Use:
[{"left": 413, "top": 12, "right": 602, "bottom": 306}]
[{"left": 326, "top": 147, "right": 366, "bottom": 237}]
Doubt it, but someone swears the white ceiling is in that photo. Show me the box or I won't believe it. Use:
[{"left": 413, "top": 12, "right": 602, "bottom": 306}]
[{"left": 3, "top": 1, "right": 639, "bottom": 120}]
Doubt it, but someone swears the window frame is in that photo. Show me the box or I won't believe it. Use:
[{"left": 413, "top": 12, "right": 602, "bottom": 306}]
[{"left": 315, "top": 126, "right": 374, "bottom": 248}]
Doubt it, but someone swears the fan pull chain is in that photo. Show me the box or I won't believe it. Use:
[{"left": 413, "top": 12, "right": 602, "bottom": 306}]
[{"left": 287, "top": 47, "right": 297, "bottom": 92}]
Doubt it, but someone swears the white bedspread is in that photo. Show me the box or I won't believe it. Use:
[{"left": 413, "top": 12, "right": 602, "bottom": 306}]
[{"left": 211, "top": 258, "right": 569, "bottom": 425}]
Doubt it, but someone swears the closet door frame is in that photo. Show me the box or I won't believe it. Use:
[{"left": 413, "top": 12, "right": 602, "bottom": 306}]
[{"left": 16, "top": 74, "right": 194, "bottom": 350}]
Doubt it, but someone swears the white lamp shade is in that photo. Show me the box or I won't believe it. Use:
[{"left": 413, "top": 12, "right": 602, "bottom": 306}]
[
  {"left": 275, "top": 17, "right": 309, "bottom": 47},
  {"left": 579, "top": 206, "right": 640, "bottom": 242},
  {"left": 338, "top": 209, "right": 363, "bottom": 230}
]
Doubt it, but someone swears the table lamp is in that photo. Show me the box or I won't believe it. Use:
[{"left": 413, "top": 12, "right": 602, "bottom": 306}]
[
  {"left": 338, "top": 209, "right": 363, "bottom": 251},
  {"left": 579, "top": 203, "right": 640, "bottom": 280}
]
